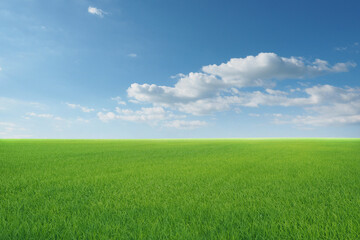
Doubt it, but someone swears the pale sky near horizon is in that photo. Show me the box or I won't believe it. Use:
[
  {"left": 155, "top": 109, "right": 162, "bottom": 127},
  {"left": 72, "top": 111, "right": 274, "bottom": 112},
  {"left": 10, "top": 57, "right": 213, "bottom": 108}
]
[{"left": 1, "top": 0, "right": 360, "bottom": 138}]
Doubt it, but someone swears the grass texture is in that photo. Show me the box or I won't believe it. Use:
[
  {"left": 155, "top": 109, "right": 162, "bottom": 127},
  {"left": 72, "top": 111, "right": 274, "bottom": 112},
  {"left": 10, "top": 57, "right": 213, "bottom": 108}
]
[{"left": 0, "top": 139, "right": 359, "bottom": 239}]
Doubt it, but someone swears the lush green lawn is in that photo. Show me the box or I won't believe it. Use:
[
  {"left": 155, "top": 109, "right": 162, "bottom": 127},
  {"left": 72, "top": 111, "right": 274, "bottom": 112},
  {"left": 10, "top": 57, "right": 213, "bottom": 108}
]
[{"left": 0, "top": 139, "right": 359, "bottom": 239}]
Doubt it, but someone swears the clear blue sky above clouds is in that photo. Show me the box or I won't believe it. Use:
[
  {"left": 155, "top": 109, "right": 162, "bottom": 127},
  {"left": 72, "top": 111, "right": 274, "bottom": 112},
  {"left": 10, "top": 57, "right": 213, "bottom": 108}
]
[{"left": 0, "top": 0, "right": 359, "bottom": 138}]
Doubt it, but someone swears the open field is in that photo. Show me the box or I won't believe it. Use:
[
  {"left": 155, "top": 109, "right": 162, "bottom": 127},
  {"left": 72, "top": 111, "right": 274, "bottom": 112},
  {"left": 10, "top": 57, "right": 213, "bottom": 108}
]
[{"left": 0, "top": 139, "right": 360, "bottom": 239}]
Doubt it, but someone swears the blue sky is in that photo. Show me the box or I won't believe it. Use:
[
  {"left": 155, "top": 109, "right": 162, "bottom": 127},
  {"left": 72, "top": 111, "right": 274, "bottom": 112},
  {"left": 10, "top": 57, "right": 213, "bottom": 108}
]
[{"left": 0, "top": 0, "right": 360, "bottom": 138}]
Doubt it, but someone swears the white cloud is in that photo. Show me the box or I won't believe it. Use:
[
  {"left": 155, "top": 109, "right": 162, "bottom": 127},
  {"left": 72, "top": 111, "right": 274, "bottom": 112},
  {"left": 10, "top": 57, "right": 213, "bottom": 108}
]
[
  {"left": 95, "top": 52, "right": 359, "bottom": 129},
  {"left": 27, "top": 112, "right": 53, "bottom": 118},
  {"left": 170, "top": 73, "right": 186, "bottom": 79},
  {"left": 128, "top": 72, "right": 225, "bottom": 105},
  {"left": 76, "top": 117, "right": 90, "bottom": 123},
  {"left": 291, "top": 115, "right": 360, "bottom": 126},
  {"left": 127, "top": 53, "right": 354, "bottom": 113},
  {"left": 98, "top": 107, "right": 171, "bottom": 123},
  {"left": 265, "top": 89, "right": 288, "bottom": 95},
  {"left": 164, "top": 120, "right": 207, "bottom": 129},
  {"left": 97, "top": 106, "right": 207, "bottom": 129},
  {"left": 129, "top": 83, "right": 360, "bottom": 126},
  {"left": 0, "top": 67, "right": 2, "bottom": 71},
  {"left": 335, "top": 47, "right": 347, "bottom": 51},
  {"left": 334, "top": 42, "right": 360, "bottom": 53},
  {"left": 0, "top": 97, "right": 44, "bottom": 111},
  {"left": 111, "top": 96, "right": 126, "bottom": 105},
  {"left": 97, "top": 112, "right": 116, "bottom": 122},
  {"left": 88, "top": 6, "right": 107, "bottom": 17},
  {"left": 165, "top": 89, "right": 314, "bottom": 115},
  {"left": 174, "top": 96, "right": 232, "bottom": 115},
  {"left": 128, "top": 53, "right": 137, "bottom": 58},
  {"left": 115, "top": 106, "right": 168, "bottom": 122},
  {"left": 249, "top": 113, "right": 261, "bottom": 117},
  {"left": 66, "top": 103, "right": 95, "bottom": 113},
  {"left": 26, "top": 112, "right": 63, "bottom": 120},
  {"left": 0, "top": 122, "right": 16, "bottom": 127},
  {"left": 271, "top": 85, "right": 360, "bottom": 126},
  {"left": 203, "top": 53, "right": 355, "bottom": 87},
  {"left": 290, "top": 88, "right": 301, "bottom": 92},
  {"left": 126, "top": 51, "right": 357, "bottom": 119},
  {"left": 0, "top": 122, "right": 30, "bottom": 138}
]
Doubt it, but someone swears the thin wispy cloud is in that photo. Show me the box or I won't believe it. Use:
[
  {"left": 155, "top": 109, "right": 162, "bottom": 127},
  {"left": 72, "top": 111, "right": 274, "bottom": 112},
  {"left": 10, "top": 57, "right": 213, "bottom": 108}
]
[
  {"left": 111, "top": 96, "right": 126, "bottom": 105},
  {"left": 334, "top": 42, "right": 360, "bottom": 53},
  {"left": 76, "top": 117, "right": 90, "bottom": 123},
  {"left": 0, "top": 122, "right": 30, "bottom": 138},
  {"left": 66, "top": 103, "right": 95, "bottom": 113},
  {"left": 164, "top": 120, "right": 207, "bottom": 129},
  {"left": 128, "top": 53, "right": 137, "bottom": 58},
  {"left": 335, "top": 47, "right": 347, "bottom": 51},
  {"left": 0, "top": 97, "right": 44, "bottom": 111},
  {"left": 97, "top": 107, "right": 186, "bottom": 127},
  {"left": 88, "top": 6, "right": 107, "bottom": 17},
  {"left": 25, "top": 112, "right": 63, "bottom": 121}
]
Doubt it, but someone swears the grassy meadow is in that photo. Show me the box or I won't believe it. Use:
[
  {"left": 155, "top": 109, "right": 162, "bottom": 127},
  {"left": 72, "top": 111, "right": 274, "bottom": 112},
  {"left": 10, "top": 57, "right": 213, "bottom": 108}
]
[{"left": 0, "top": 139, "right": 359, "bottom": 239}]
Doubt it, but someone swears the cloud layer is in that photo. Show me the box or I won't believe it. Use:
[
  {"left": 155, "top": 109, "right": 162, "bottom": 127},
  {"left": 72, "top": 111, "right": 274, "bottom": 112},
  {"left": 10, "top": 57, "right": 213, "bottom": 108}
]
[
  {"left": 98, "top": 52, "right": 359, "bottom": 128},
  {"left": 127, "top": 53, "right": 355, "bottom": 111}
]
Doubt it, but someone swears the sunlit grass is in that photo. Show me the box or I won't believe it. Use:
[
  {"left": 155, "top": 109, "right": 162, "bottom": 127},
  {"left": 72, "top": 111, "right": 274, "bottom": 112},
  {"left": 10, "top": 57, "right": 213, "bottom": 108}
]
[{"left": 1, "top": 139, "right": 359, "bottom": 239}]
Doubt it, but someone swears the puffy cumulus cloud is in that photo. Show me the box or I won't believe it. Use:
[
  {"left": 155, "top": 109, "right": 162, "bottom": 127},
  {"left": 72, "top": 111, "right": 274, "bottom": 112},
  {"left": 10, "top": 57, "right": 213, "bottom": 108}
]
[
  {"left": 203, "top": 53, "right": 355, "bottom": 87},
  {"left": 164, "top": 120, "right": 207, "bottom": 129},
  {"left": 97, "top": 111, "right": 116, "bottom": 122},
  {"left": 66, "top": 103, "right": 95, "bottom": 113},
  {"left": 127, "top": 53, "right": 354, "bottom": 112},
  {"left": 127, "top": 72, "right": 224, "bottom": 105},
  {"left": 271, "top": 85, "right": 360, "bottom": 126},
  {"left": 168, "top": 88, "right": 314, "bottom": 115},
  {"left": 127, "top": 84, "right": 360, "bottom": 117},
  {"left": 88, "top": 6, "right": 107, "bottom": 17},
  {"left": 240, "top": 85, "right": 359, "bottom": 109},
  {"left": 115, "top": 52, "right": 359, "bottom": 128},
  {"left": 304, "top": 84, "right": 360, "bottom": 104},
  {"left": 232, "top": 91, "right": 313, "bottom": 108},
  {"left": 163, "top": 84, "right": 360, "bottom": 119},
  {"left": 175, "top": 97, "right": 232, "bottom": 115}
]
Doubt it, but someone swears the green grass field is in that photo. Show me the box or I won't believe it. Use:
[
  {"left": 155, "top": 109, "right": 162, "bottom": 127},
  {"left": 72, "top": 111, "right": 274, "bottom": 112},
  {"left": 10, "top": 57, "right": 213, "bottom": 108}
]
[{"left": 1, "top": 139, "right": 359, "bottom": 239}]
